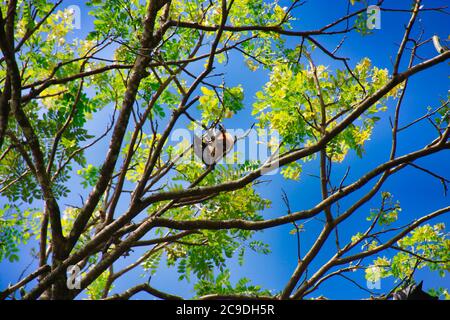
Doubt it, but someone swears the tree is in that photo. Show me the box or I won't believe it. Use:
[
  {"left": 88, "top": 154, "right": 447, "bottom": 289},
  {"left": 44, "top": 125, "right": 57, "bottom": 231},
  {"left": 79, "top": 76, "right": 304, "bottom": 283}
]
[{"left": 0, "top": 0, "right": 449, "bottom": 300}]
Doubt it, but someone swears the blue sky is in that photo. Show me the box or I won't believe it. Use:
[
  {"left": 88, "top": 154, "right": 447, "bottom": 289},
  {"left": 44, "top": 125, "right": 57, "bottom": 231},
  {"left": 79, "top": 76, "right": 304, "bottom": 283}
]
[{"left": 1, "top": 0, "right": 449, "bottom": 299}]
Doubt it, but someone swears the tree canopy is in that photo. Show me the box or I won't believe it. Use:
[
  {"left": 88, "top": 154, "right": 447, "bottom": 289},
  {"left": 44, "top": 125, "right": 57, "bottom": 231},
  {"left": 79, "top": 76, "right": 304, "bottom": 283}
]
[{"left": 0, "top": 0, "right": 449, "bottom": 300}]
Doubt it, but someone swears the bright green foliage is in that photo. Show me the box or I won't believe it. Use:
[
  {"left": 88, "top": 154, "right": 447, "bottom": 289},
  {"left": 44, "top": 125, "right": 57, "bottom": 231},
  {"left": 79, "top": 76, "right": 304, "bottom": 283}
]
[
  {"left": 142, "top": 251, "right": 163, "bottom": 276},
  {"left": 139, "top": 162, "right": 272, "bottom": 283},
  {"left": 198, "top": 85, "right": 244, "bottom": 123},
  {"left": 86, "top": 269, "right": 112, "bottom": 300},
  {"left": 281, "top": 161, "right": 302, "bottom": 181},
  {"left": 366, "top": 223, "right": 450, "bottom": 298},
  {"left": 0, "top": 146, "right": 40, "bottom": 204},
  {"left": 367, "top": 192, "right": 402, "bottom": 226},
  {"left": 77, "top": 164, "right": 100, "bottom": 188},
  {"left": 122, "top": 133, "right": 161, "bottom": 184},
  {"left": 428, "top": 287, "right": 450, "bottom": 300},
  {"left": 253, "top": 56, "right": 402, "bottom": 165},
  {"left": 0, "top": 205, "right": 36, "bottom": 263},
  {"left": 194, "top": 269, "right": 271, "bottom": 297},
  {"left": 351, "top": 232, "right": 364, "bottom": 244},
  {"left": 433, "top": 95, "right": 449, "bottom": 128},
  {"left": 60, "top": 206, "right": 79, "bottom": 238},
  {"left": 351, "top": 194, "right": 449, "bottom": 299},
  {"left": 58, "top": 206, "right": 99, "bottom": 262},
  {"left": 1, "top": 0, "right": 108, "bottom": 202}
]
